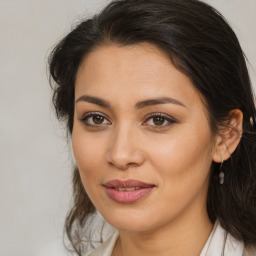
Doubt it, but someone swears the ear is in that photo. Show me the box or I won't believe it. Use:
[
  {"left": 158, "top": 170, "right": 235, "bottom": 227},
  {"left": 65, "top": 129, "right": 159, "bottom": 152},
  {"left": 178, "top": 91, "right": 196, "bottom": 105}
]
[{"left": 212, "top": 109, "right": 243, "bottom": 163}]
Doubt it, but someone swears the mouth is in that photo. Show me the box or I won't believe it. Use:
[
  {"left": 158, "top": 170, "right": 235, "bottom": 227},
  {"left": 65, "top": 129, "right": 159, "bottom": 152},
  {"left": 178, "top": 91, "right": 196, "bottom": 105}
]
[
  {"left": 103, "top": 179, "right": 156, "bottom": 204},
  {"left": 114, "top": 187, "right": 141, "bottom": 191}
]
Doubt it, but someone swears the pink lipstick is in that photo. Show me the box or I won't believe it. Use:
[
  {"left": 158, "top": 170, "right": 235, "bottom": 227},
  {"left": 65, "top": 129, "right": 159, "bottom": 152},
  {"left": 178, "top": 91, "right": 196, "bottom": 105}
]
[{"left": 104, "top": 179, "right": 155, "bottom": 204}]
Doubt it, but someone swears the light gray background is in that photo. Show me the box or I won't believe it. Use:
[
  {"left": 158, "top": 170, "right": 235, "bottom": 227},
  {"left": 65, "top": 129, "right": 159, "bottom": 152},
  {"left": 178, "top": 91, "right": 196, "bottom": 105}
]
[{"left": 0, "top": 1, "right": 255, "bottom": 256}]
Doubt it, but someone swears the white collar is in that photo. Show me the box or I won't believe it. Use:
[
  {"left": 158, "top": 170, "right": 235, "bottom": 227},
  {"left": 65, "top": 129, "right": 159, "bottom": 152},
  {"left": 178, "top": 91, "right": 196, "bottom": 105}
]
[
  {"left": 89, "top": 221, "right": 244, "bottom": 256},
  {"left": 89, "top": 229, "right": 118, "bottom": 256},
  {"left": 200, "top": 220, "right": 244, "bottom": 256}
]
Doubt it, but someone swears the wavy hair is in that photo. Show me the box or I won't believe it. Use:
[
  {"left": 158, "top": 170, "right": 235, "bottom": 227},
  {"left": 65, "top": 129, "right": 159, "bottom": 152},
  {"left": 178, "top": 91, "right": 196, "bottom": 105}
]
[{"left": 48, "top": 0, "right": 256, "bottom": 254}]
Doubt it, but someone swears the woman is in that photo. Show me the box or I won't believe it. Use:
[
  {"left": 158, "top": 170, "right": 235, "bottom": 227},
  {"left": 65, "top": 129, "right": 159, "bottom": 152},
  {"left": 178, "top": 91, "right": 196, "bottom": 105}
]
[{"left": 49, "top": 0, "right": 256, "bottom": 255}]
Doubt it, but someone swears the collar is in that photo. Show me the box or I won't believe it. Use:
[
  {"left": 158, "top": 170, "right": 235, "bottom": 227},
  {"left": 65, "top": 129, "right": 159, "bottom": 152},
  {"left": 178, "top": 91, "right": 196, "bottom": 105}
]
[
  {"left": 89, "top": 221, "right": 244, "bottom": 256},
  {"left": 200, "top": 220, "right": 244, "bottom": 256}
]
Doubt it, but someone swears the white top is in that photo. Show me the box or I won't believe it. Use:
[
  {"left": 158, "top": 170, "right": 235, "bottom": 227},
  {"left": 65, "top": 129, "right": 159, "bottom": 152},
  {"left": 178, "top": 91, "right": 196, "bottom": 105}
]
[{"left": 89, "top": 220, "right": 255, "bottom": 256}]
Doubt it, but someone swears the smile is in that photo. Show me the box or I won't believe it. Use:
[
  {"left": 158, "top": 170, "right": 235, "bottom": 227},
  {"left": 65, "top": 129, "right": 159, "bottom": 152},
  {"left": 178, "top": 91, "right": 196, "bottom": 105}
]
[
  {"left": 114, "top": 187, "right": 140, "bottom": 191},
  {"left": 104, "top": 179, "right": 155, "bottom": 204}
]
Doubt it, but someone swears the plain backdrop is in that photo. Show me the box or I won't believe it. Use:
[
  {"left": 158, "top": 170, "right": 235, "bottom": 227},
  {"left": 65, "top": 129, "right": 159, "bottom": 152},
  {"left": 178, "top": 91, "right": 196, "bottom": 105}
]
[{"left": 0, "top": 1, "right": 255, "bottom": 255}]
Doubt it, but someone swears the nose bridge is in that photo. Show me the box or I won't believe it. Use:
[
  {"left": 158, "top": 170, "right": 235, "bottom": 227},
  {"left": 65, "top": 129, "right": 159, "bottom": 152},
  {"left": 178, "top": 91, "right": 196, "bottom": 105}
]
[{"left": 107, "top": 122, "right": 144, "bottom": 169}]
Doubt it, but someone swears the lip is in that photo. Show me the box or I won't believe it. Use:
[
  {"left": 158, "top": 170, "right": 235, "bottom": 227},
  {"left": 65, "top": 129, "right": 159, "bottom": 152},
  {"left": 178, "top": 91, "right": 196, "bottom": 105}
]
[{"left": 103, "top": 179, "right": 155, "bottom": 204}]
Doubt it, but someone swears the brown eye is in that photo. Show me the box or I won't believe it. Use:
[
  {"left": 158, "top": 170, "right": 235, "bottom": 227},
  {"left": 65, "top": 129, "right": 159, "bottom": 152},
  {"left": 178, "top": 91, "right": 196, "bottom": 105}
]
[
  {"left": 143, "top": 113, "right": 176, "bottom": 129},
  {"left": 92, "top": 115, "right": 105, "bottom": 124},
  {"left": 81, "top": 113, "right": 111, "bottom": 127},
  {"left": 152, "top": 116, "right": 165, "bottom": 126}
]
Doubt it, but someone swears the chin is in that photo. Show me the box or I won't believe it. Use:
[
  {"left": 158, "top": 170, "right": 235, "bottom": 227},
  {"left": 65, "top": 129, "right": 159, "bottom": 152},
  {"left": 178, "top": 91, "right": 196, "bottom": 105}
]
[{"left": 99, "top": 206, "right": 170, "bottom": 233}]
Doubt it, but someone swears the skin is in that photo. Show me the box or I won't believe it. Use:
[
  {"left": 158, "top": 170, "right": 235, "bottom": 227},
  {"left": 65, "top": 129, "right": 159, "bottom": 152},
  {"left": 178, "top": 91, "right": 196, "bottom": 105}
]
[{"left": 72, "top": 43, "right": 243, "bottom": 256}]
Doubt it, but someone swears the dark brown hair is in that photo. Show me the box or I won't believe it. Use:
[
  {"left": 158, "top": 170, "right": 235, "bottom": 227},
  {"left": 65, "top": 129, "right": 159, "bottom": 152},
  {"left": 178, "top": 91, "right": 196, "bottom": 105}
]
[{"left": 48, "top": 0, "right": 256, "bottom": 254}]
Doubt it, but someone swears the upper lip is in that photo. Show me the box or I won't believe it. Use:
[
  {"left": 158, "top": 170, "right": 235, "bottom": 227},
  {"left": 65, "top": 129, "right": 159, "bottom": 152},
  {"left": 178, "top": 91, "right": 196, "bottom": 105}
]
[{"left": 104, "top": 179, "right": 155, "bottom": 188}]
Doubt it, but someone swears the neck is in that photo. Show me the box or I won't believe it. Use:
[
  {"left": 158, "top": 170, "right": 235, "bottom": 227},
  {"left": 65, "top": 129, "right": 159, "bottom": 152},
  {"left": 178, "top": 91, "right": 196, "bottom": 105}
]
[{"left": 112, "top": 206, "right": 213, "bottom": 256}]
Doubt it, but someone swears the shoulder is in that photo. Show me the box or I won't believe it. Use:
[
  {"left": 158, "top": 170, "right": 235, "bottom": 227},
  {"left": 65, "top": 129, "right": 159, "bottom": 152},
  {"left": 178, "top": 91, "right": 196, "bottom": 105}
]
[{"left": 243, "top": 244, "right": 256, "bottom": 256}]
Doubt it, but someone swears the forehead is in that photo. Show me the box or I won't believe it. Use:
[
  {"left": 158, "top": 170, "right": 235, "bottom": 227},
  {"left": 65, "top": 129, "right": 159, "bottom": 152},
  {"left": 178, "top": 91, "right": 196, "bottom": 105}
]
[{"left": 75, "top": 43, "right": 203, "bottom": 109}]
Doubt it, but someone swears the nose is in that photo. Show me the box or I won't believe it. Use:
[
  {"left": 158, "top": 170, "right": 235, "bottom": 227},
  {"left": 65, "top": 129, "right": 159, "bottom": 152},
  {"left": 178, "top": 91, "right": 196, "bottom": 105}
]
[{"left": 107, "top": 125, "right": 145, "bottom": 170}]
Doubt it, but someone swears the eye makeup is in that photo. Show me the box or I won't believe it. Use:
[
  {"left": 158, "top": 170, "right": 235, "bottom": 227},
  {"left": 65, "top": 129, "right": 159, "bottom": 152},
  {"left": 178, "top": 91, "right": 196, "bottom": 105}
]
[{"left": 79, "top": 111, "right": 177, "bottom": 130}]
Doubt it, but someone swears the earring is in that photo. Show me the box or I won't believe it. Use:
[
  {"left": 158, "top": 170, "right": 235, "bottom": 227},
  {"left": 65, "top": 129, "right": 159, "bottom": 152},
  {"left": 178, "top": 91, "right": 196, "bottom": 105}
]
[{"left": 219, "top": 156, "right": 224, "bottom": 185}]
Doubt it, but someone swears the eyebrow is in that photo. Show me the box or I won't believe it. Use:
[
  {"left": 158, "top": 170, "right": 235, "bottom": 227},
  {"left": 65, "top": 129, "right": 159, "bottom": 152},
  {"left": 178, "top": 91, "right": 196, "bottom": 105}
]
[
  {"left": 75, "top": 95, "right": 186, "bottom": 109},
  {"left": 135, "top": 97, "right": 186, "bottom": 109},
  {"left": 75, "top": 95, "right": 111, "bottom": 108}
]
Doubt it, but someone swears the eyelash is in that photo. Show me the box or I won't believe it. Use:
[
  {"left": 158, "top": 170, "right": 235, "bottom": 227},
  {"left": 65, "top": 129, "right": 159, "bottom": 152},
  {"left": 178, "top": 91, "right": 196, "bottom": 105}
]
[
  {"left": 80, "top": 112, "right": 110, "bottom": 128},
  {"left": 143, "top": 113, "right": 177, "bottom": 129},
  {"left": 80, "top": 112, "right": 177, "bottom": 129}
]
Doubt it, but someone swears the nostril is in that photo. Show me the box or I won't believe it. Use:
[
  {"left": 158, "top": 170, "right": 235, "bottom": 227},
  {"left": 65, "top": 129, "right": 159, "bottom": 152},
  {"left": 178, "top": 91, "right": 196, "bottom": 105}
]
[{"left": 107, "top": 147, "right": 145, "bottom": 170}]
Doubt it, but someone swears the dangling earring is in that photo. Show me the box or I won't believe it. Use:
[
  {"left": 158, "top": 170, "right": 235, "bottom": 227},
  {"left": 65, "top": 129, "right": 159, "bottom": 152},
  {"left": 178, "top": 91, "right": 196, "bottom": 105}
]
[{"left": 219, "top": 156, "right": 224, "bottom": 185}]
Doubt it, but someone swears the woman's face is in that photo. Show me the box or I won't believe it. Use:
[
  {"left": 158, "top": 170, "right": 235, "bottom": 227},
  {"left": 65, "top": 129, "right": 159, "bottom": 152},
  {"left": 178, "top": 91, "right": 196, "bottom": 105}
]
[{"left": 72, "top": 43, "right": 217, "bottom": 232}]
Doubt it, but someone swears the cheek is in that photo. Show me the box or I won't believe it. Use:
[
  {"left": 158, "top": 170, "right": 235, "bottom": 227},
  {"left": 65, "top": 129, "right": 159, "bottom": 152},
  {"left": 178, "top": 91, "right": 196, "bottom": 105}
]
[
  {"left": 72, "top": 131, "right": 109, "bottom": 210},
  {"left": 71, "top": 129, "right": 106, "bottom": 186},
  {"left": 141, "top": 127, "right": 213, "bottom": 223},
  {"left": 147, "top": 124, "right": 213, "bottom": 188}
]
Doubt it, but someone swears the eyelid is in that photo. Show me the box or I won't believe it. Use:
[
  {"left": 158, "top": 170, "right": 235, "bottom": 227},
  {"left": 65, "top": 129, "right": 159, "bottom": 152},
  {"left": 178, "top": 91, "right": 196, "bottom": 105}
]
[
  {"left": 79, "top": 111, "right": 177, "bottom": 129},
  {"left": 142, "top": 112, "right": 177, "bottom": 128},
  {"left": 80, "top": 112, "right": 111, "bottom": 127},
  {"left": 144, "top": 112, "right": 176, "bottom": 120},
  {"left": 80, "top": 111, "right": 109, "bottom": 120}
]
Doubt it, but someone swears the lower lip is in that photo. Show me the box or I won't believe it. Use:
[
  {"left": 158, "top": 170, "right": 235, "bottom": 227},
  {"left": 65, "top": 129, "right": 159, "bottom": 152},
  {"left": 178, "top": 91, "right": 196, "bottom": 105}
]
[{"left": 105, "top": 187, "right": 154, "bottom": 204}]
